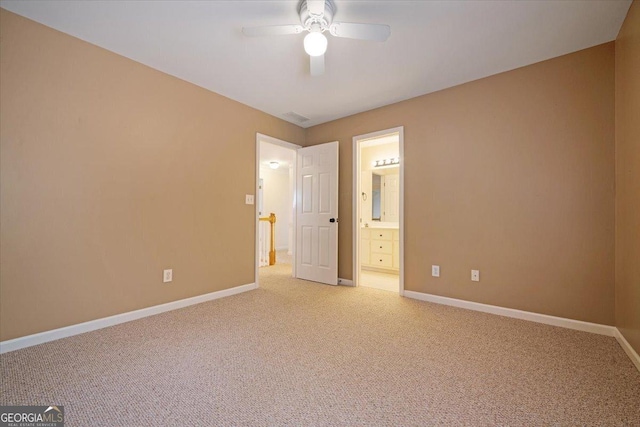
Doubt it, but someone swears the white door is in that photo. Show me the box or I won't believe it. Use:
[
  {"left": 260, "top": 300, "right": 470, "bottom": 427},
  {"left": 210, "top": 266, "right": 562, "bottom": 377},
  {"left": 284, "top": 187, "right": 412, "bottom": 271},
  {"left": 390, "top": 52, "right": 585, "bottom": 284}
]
[
  {"left": 383, "top": 174, "right": 399, "bottom": 222},
  {"left": 296, "top": 141, "right": 339, "bottom": 285}
]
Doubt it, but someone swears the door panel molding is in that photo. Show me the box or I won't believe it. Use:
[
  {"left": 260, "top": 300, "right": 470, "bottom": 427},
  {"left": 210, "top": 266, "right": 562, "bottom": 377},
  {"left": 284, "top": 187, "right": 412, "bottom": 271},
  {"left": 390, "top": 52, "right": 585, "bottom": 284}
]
[{"left": 295, "top": 141, "right": 339, "bottom": 285}]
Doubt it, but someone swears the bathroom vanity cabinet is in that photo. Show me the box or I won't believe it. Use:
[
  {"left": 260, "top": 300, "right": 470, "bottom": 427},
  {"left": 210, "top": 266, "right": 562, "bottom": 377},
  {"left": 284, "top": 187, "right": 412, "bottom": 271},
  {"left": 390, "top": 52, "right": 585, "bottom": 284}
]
[{"left": 360, "top": 227, "right": 400, "bottom": 272}]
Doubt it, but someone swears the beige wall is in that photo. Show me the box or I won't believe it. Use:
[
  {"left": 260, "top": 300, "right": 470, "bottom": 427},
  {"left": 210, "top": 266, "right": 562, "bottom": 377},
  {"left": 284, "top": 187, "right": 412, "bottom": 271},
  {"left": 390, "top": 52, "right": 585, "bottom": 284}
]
[
  {"left": 0, "top": 8, "right": 627, "bottom": 341},
  {"left": 307, "top": 43, "right": 616, "bottom": 325},
  {"left": 0, "top": 10, "right": 304, "bottom": 341},
  {"left": 615, "top": 1, "right": 640, "bottom": 354}
]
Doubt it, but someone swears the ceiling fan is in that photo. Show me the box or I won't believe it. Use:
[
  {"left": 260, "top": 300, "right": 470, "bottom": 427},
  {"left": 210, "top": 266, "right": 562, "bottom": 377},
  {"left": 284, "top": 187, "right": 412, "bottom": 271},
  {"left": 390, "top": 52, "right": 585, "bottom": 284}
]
[{"left": 242, "top": 0, "right": 391, "bottom": 76}]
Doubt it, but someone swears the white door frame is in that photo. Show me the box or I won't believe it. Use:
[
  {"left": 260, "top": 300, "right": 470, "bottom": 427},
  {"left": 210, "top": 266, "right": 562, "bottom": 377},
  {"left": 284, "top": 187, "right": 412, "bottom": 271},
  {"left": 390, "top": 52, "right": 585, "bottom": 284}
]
[
  {"left": 255, "top": 133, "right": 301, "bottom": 287},
  {"left": 352, "top": 126, "right": 405, "bottom": 295}
]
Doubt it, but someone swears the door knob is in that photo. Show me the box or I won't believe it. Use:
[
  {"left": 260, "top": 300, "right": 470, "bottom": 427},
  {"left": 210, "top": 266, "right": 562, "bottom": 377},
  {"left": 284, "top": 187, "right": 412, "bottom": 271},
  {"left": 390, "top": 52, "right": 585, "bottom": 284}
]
[{"left": 329, "top": 218, "right": 338, "bottom": 223}]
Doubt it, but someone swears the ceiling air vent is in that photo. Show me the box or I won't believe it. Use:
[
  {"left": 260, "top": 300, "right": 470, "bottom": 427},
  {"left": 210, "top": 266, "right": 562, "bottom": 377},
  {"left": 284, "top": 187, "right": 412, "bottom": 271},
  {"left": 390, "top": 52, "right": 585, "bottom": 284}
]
[{"left": 283, "top": 111, "right": 310, "bottom": 123}]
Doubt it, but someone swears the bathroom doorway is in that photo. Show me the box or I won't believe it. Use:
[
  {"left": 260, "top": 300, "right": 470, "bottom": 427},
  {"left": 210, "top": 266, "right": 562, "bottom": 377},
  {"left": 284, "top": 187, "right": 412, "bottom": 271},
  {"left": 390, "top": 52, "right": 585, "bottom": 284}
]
[{"left": 353, "top": 127, "right": 404, "bottom": 294}]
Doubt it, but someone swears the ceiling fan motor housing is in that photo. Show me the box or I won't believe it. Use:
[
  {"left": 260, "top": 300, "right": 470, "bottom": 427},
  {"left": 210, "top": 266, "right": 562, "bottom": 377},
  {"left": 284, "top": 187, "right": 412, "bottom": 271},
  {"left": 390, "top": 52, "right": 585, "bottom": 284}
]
[{"left": 299, "top": 0, "right": 335, "bottom": 32}]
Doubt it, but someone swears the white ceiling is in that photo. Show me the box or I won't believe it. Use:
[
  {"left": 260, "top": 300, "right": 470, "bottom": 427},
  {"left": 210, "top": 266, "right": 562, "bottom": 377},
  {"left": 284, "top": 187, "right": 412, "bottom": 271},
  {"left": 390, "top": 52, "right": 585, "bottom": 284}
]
[{"left": 1, "top": 0, "right": 631, "bottom": 128}]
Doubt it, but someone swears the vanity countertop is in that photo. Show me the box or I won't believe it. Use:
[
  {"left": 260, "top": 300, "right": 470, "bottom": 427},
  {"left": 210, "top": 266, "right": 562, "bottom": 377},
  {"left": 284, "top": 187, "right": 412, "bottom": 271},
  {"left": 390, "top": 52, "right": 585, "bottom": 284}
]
[{"left": 362, "top": 223, "right": 399, "bottom": 229}]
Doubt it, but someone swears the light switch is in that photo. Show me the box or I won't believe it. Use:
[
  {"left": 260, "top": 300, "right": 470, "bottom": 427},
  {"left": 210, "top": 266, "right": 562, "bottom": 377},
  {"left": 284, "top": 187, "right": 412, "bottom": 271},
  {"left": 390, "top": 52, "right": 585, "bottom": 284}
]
[
  {"left": 471, "top": 270, "right": 480, "bottom": 282},
  {"left": 245, "top": 194, "right": 255, "bottom": 205}
]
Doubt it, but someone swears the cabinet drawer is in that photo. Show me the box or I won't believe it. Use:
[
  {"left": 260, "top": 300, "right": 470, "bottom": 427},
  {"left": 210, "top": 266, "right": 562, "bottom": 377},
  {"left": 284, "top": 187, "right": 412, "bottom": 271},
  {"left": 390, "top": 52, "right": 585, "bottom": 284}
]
[
  {"left": 371, "top": 240, "right": 392, "bottom": 254},
  {"left": 370, "top": 229, "right": 393, "bottom": 241},
  {"left": 370, "top": 253, "right": 392, "bottom": 268}
]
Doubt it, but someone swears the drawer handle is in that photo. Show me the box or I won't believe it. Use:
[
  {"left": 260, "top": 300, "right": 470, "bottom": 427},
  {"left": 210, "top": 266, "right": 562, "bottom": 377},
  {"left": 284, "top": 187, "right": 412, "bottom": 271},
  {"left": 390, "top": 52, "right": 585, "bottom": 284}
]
[
  {"left": 379, "top": 259, "right": 383, "bottom": 262},
  {"left": 379, "top": 246, "right": 383, "bottom": 249}
]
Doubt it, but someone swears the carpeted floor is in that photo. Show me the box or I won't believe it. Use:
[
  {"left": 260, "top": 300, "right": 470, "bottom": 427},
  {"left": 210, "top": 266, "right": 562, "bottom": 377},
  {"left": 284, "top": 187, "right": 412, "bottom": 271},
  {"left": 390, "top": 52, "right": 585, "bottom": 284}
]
[{"left": 1, "top": 263, "right": 639, "bottom": 426}]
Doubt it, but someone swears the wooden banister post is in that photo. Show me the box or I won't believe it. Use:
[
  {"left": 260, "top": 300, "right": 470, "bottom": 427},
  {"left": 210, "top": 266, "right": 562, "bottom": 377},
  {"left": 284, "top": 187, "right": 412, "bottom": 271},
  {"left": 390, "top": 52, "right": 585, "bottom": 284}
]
[
  {"left": 259, "top": 213, "right": 277, "bottom": 266},
  {"left": 269, "top": 213, "right": 276, "bottom": 266}
]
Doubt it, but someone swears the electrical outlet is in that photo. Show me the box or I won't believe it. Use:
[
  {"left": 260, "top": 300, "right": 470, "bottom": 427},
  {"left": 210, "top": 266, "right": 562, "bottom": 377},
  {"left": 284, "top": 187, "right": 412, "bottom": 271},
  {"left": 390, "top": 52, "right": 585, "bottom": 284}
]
[
  {"left": 432, "top": 265, "right": 440, "bottom": 277},
  {"left": 245, "top": 194, "right": 255, "bottom": 205},
  {"left": 163, "top": 269, "right": 173, "bottom": 283},
  {"left": 471, "top": 270, "right": 480, "bottom": 282}
]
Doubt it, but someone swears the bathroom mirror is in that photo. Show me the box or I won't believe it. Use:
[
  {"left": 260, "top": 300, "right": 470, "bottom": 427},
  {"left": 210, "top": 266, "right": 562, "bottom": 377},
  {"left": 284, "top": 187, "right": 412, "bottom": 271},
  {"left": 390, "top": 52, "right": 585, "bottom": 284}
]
[
  {"left": 369, "top": 168, "right": 400, "bottom": 223},
  {"left": 372, "top": 173, "right": 382, "bottom": 221}
]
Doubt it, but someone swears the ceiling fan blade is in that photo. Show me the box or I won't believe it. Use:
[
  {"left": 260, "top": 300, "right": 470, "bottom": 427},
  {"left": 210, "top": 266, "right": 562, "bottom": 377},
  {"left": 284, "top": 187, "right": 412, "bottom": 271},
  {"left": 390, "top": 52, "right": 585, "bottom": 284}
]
[
  {"left": 242, "top": 25, "right": 304, "bottom": 37},
  {"left": 329, "top": 22, "right": 391, "bottom": 42},
  {"left": 307, "top": 0, "right": 325, "bottom": 16},
  {"left": 310, "top": 54, "right": 325, "bottom": 77}
]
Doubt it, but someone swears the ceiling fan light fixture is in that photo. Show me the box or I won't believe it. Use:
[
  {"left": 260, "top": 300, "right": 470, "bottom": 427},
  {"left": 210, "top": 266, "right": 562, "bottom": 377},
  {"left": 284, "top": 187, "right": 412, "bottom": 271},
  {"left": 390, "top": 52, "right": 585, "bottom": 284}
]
[
  {"left": 304, "top": 31, "right": 328, "bottom": 56},
  {"left": 242, "top": 0, "right": 389, "bottom": 76}
]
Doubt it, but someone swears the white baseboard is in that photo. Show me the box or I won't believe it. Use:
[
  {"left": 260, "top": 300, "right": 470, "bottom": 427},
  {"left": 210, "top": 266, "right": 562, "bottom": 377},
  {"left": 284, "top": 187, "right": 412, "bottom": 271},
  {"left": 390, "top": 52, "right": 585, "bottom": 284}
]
[
  {"left": 403, "top": 290, "right": 616, "bottom": 337},
  {"left": 0, "top": 282, "right": 257, "bottom": 354},
  {"left": 614, "top": 328, "right": 640, "bottom": 372},
  {"left": 338, "top": 278, "right": 354, "bottom": 286}
]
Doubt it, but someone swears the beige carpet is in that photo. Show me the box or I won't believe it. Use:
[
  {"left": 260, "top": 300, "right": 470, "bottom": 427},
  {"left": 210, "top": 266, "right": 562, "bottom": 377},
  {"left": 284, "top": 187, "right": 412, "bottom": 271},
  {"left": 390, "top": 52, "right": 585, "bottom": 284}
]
[{"left": 1, "top": 263, "right": 639, "bottom": 426}]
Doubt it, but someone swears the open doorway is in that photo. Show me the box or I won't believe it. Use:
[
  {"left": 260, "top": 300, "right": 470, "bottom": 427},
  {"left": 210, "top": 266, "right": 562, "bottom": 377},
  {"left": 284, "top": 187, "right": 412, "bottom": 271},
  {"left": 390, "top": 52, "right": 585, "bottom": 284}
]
[
  {"left": 255, "top": 134, "right": 300, "bottom": 286},
  {"left": 353, "top": 127, "right": 404, "bottom": 294}
]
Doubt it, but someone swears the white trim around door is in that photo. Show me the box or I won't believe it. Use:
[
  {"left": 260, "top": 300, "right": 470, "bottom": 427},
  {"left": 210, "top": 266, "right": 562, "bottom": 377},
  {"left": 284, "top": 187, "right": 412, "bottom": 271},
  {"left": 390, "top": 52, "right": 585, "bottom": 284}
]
[
  {"left": 352, "top": 126, "right": 405, "bottom": 295},
  {"left": 255, "top": 133, "right": 301, "bottom": 288}
]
